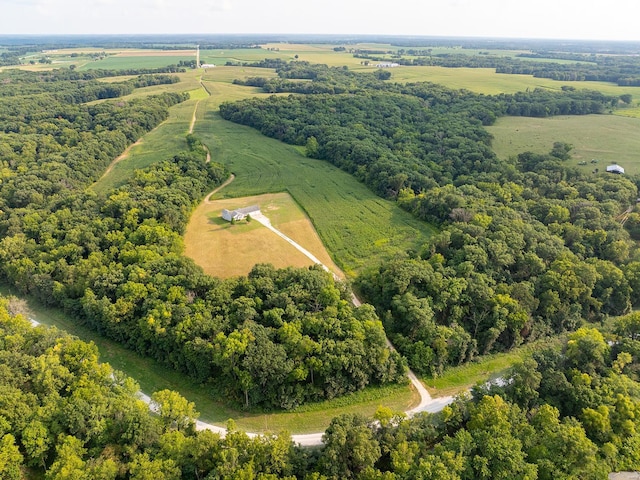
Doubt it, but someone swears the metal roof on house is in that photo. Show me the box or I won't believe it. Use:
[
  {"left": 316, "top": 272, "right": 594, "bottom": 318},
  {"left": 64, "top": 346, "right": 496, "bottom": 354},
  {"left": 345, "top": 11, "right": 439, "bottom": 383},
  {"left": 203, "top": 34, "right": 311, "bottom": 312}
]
[{"left": 233, "top": 205, "right": 260, "bottom": 215}]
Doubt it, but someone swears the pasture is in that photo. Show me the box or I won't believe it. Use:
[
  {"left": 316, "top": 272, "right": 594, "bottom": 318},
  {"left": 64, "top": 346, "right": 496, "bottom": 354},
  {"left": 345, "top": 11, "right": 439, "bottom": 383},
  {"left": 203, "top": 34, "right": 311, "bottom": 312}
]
[
  {"left": 487, "top": 114, "right": 640, "bottom": 173},
  {"left": 384, "top": 65, "right": 640, "bottom": 98},
  {"left": 184, "top": 192, "right": 344, "bottom": 278},
  {"left": 92, "top": 64, "right": 435, "bottom": 275},
  {"left": 198, "top": 47, "right": 285, "bottom": 65},
  {"left": 90, "top": 96, "right": 196, "bottom": 194}
]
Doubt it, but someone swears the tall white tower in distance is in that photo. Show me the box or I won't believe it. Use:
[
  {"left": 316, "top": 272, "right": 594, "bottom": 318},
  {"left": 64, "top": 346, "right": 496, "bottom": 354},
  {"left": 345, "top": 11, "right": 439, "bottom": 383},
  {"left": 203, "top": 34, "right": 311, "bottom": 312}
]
[{"left": 196, "top": 45, "right": 200, "bottom": 68}]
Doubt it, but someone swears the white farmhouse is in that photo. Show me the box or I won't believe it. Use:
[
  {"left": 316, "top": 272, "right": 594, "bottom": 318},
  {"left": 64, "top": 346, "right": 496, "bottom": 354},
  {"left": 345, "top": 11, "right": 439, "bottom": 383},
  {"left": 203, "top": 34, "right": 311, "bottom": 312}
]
[{"left": 222, "top": 205, "right": 261, "bottom": 222}]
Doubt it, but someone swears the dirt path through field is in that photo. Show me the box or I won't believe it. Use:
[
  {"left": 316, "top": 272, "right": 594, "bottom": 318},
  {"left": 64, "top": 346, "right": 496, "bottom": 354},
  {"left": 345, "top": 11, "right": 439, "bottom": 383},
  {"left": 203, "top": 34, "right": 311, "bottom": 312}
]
[
  {"left": 94, "top": 118, "right": 168, "bottom": 185},
  {"left": 98, "top": 81, "right": 209, "bottom": 186},
  {"left": 189, "top": 100, "right": 200, "bottom": 134},
  {"left": 204, "top": 174, "right": 235, "bottom": 202}
]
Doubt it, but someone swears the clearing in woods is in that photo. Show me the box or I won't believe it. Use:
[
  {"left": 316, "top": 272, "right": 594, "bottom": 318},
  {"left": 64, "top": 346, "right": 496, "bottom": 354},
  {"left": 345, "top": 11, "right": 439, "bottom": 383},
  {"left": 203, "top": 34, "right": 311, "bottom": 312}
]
[
  {"left": 185, "top": 192, "right": 344, "bottom": 279},
  {"left": 487, "top": 114, "right": 640, "bottom": 173}
]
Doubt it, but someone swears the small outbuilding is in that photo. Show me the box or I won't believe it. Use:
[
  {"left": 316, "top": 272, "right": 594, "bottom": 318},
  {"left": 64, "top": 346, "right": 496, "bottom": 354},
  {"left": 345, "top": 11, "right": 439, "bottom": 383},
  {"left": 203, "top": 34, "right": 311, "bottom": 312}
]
[
  {"left": 222, "top": 205, "right": 260, "bottom": 222},
  {"left": 606, "top": 164, "right": 625, "bottom": 174}
]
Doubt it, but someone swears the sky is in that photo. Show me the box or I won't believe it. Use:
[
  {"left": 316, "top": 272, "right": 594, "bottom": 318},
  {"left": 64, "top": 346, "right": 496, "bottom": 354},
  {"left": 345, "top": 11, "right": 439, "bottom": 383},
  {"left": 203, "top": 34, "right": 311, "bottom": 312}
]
[{"left": 2, "top": 0, "right": 639, "bottom": 42}]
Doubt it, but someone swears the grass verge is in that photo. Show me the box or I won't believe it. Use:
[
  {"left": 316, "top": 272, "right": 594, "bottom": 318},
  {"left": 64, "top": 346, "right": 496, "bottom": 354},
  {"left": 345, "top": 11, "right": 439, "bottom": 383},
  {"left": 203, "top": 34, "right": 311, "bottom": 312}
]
[
  {"left": 424, "top": 336, "right": 566, "bottom": 398},
  {"left": 0, "top": 284, "right": 415, "bottom": 434}
]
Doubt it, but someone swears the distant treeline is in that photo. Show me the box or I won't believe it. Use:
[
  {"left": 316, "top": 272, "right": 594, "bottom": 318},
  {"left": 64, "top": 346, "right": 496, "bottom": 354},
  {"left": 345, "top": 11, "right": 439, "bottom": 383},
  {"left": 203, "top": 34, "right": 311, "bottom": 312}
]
[{"left": 0, "top": 69, "right": 179, "bottom": 101}]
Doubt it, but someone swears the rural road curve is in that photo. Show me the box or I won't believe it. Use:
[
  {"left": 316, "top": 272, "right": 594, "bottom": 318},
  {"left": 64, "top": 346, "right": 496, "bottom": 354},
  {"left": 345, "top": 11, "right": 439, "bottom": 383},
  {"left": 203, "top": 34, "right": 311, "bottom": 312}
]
[
  {"left": 190, "top": 176, "right": 455, "bottom": 446},
  {"left": 26, "top": 176, "right": 455, "bottom": 446},
  {"left": 27, "top": 313, "right": 452, "bottom": 447}
]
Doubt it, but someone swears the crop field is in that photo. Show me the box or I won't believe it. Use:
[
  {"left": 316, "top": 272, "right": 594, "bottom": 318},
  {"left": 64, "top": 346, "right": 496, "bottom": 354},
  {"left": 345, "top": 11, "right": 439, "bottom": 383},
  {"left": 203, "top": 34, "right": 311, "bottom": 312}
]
[
  {"left": 384, "top": 65, "right": 640, "bottom": 98},
  {"left": 92, "top": 66, "right": 434, "bottom": 275},
  {"left": 91, "top": 71, "right": 271, "bottom": 194},
  {"left": 487, "top": 114, "right": 640, "bottom": 173},
  {"left": 199, "top": 47, "right": 285, "bottom": 65},
  {"left": 194, "top": 109, "right": 435, "bottom": 275},
  {"left": 185, "top": 192, "right": 345, "bottom": 278}
]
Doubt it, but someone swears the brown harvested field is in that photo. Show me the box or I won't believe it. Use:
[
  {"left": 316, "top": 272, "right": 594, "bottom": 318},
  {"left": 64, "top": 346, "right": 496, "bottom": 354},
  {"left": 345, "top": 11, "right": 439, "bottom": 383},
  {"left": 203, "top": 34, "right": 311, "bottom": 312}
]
[{"left": 184, "top": 192, "right": 344, "bottom": 279}]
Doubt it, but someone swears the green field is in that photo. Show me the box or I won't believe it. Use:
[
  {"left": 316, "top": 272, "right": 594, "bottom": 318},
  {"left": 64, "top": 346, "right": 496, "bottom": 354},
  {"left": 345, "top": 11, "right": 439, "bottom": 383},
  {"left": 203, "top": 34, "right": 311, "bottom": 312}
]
[
  {"left": 199, "top": 48, "right": 288, "bottom": 65},
  {"left": 382, "top": 66, "right": 640, "bottom": 98},
  {"left": 193, "top": 108, "right": 435, "bottom": 275},
  {"left": 423, "top": 337, "right": 563, "bottom": 397},
  {"left": 488, "top": 114, "right": 640, "bottom": 173},
  {"left": 90, "top": 98, "right": 194, "bottom": 194},
  {"left": 90, "top": 70, "right": 272, "bottom": 194},
  {"left": 92, "top": 65, "right": 435, "bottom": 275}
]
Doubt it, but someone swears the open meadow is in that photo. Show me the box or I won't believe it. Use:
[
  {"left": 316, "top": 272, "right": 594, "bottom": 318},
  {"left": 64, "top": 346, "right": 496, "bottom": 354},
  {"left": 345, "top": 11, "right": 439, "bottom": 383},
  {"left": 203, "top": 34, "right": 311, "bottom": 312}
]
[
  {"left": 193, "top": 108, "right": 435, "bottom": 275},
  {"left": 487, "top": 114, "right": 640, "bottom": 173},
  {"left": 90, "top": 96, "right": 195, "bottom": 194},
  {"left": 92, "top": 65, "right": 435, "bottom": 275}
]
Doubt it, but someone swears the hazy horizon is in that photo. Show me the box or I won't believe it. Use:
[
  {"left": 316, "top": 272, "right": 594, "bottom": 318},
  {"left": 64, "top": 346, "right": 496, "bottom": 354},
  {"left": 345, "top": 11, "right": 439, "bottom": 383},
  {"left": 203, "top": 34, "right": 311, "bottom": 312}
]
[{"left": 2, "top": 0, "right": 638, "bottom": 43}]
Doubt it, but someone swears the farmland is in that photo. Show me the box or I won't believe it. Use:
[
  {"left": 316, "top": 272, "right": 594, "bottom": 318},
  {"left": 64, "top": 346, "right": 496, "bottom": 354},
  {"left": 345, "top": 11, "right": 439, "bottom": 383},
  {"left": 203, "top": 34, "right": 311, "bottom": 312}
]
[
  {"left": 487, "top": 114, "right": 640, "bottom": 173},
  {"left": 92, "top": 65, "right": 435, "bottom": 275},
  {"left": 192, "top": 110, "right": 435, "bottom": 275}
]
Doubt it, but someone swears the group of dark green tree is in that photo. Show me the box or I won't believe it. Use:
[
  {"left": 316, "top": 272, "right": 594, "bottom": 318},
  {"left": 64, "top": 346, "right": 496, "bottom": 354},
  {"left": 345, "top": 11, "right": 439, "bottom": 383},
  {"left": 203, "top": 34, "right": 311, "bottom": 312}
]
[
  {"left": 220, "top": 62, "right": 640, "bottom": 377},
  {"left": 5, "top": 300, "right": 640, "bottom": 479},
  {"left": 0, "top": 67, "right": 404, "bottom": 410},
  {"left": 350, "top": 47, "right": 640, "bottom": 86}
]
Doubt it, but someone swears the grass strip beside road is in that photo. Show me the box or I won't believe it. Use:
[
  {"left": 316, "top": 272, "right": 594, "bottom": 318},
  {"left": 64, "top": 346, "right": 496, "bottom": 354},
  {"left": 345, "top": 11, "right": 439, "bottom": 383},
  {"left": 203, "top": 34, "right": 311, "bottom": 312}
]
[{"left": 0, "top": 285, "right": 415, "bottom": 434}]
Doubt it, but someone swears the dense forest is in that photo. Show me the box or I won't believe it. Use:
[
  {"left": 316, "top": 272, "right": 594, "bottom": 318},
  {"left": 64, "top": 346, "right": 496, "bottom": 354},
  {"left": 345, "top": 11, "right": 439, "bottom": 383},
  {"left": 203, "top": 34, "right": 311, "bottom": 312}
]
[
  {"left": 4, "top": 302, "right": 640, "bottom": 478},
  {"left": 221, "top": 63, "right": 640, "bottom": 376},
  {"left": 0, "top": 68, "right": 404, "bottom": 410}
]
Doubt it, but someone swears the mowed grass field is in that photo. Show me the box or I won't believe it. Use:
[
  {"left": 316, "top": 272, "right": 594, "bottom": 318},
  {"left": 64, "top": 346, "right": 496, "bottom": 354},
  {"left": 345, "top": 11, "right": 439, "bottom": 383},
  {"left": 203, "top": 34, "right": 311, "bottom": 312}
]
[
  {"left": 184, "top": 192, "right": 345, "bottom": 278},
  {"left": 488, "top": 114, "right": 640, "bottom": 173},
  {"left": 90, "top": 97, "right": 195, "bottom": 194},
  {"left": 0, "top": 285, "right": 415, "bottom": 434}
]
